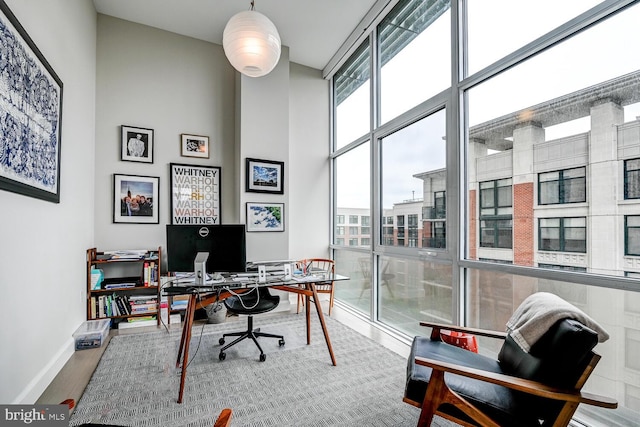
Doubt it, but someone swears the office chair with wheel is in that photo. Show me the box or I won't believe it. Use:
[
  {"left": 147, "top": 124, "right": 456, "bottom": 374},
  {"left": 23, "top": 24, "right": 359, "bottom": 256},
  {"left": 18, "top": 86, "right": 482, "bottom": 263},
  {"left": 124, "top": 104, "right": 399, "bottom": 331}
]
[
  {"left": 219, "top": 287, "right": 284, "bottom": 362},
  {"left": 404, "top": 292, "right": 617, "bottom": 427},
  {"left": 296, "top": 258, "right": 336, "bottom": 315}
]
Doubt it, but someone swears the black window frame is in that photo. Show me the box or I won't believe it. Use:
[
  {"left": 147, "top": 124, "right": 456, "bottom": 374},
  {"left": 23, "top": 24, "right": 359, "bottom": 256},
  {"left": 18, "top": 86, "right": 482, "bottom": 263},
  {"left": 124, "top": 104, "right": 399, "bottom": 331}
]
[
  {"left": 539, "top": 217, "right": 587, "bottom": 253},
  {"left": 538, "top": 167, "right": 586, "bottom": 205},
  {"left": 624, "top": 159, "right": 640, "bottom": 200},
  {"left": 479, "top": 179, "right": 513, "bottom": 248}
]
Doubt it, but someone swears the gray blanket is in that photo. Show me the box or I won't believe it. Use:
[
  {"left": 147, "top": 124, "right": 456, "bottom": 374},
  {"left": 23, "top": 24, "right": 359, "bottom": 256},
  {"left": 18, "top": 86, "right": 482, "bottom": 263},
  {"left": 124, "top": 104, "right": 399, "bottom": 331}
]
[{"left": 506, "top": 292, "right": 609, "bottom": 352}]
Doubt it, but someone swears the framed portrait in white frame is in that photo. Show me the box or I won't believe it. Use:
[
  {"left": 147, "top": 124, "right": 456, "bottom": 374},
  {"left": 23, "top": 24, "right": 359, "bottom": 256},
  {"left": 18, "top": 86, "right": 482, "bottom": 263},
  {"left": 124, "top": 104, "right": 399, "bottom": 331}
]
[
  {"left": 113, "top": 174, "right": 159, "bottom": 224},
  {"left": 121, "top": 125, "right": 154, "bottom": 163},
  {"left": 180, "top": 134, "right": 210, "bottom": 159}
]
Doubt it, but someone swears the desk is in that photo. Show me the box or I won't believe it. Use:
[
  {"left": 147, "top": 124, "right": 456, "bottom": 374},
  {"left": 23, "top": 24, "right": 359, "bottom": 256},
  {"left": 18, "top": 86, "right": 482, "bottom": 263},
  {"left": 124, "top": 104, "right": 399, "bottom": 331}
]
[{"left": 166, "top": 274, "right": 348, "bottom": 403}]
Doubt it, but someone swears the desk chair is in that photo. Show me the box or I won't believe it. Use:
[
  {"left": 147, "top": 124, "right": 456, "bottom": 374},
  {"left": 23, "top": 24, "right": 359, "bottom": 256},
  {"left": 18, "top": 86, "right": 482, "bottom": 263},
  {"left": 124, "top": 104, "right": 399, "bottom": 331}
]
[
  {"left": 404, "top": 292, "right": 617, "bottom": 427},
  {"left": 219, "top": 287, "right": 285, "bottom": 362},
  {"left": 296, "top": 258, "right": 336, "bottom": 315}
]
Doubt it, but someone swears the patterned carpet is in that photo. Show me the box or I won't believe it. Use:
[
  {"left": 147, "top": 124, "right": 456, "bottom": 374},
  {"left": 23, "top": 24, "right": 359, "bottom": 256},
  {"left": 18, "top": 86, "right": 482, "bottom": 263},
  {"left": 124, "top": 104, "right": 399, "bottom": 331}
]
[{"left": 69, "top": 313, "right": 454, "bottom": 427}]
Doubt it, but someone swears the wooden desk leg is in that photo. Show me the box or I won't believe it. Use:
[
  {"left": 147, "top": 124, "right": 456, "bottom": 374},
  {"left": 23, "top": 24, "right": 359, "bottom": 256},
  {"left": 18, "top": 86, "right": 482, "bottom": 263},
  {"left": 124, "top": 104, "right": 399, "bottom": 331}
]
[
  {"left": 175, "top": 294, "right": 194, "bottom": 368},
  {"left": 177, "top": 293, "right": 197, "bottom": 404},
  {"left": 309, "top": 283, "right": 337, "bottom": 366},
  {"left": 305, "top": 291, "right": 311, "bottom": 345}
]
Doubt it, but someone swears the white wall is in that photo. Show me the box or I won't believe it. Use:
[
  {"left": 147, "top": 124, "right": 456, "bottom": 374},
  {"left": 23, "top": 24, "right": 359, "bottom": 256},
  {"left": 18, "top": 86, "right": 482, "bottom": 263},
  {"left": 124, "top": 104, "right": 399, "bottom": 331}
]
[
  {"left": 289, "top": 63, "right": 331, "bottom": 260},
  {"left": 0, "top": 8, "right": 331, "bottom": 403},
  {"left": 94, "top": 15, "right": 237, "bottom": 257},
  {"left": 0, "top": 0, "right": 97, "bottom": 403}
]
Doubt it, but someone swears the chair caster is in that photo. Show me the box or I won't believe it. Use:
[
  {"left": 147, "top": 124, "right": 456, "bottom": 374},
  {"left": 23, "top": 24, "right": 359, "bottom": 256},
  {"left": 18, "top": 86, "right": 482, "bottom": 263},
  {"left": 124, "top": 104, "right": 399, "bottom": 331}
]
[
  {"left": 219, "top": 352, "right": 226, "bottom": 361},
  {"left": 259, "top": 353, "right": 266, "bottom": 362},
  {"left": 279, "top": 339, "right": 285, "bottom": 346},
  {"left": 219, "top": 338, "right": 225, "bottom": 345}
]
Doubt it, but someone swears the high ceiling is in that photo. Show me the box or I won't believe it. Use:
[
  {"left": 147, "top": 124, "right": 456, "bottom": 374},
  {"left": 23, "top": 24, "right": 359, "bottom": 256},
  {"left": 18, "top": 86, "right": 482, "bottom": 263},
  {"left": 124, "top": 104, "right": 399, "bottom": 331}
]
[{"left": 92, "top": 0, "right": 379, "bottom": 71}]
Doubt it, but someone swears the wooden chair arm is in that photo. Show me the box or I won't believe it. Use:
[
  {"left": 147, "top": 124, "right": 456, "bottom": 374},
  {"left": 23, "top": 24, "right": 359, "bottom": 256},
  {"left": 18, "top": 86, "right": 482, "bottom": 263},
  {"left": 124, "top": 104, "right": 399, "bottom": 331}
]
[
  {"left": 419, "top": 321, "right": 507, "bottom": 340},
  {"left": 414, "top": 356, "right": 618, "bottom": 409}
]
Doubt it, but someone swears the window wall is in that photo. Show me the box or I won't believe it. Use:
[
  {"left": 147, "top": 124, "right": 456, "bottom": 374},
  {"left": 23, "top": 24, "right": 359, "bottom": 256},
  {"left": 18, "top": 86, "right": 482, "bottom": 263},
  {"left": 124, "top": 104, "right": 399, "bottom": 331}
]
[{"left": 330, "top": 0, "right": 640, "bottom": 424}]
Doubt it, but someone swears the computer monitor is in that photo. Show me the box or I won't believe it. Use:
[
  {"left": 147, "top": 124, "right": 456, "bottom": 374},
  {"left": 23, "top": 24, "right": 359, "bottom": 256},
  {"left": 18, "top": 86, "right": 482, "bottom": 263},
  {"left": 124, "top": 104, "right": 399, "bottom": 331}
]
[{"left": 166, "top": 224, "right": 247, "bottom": 274}]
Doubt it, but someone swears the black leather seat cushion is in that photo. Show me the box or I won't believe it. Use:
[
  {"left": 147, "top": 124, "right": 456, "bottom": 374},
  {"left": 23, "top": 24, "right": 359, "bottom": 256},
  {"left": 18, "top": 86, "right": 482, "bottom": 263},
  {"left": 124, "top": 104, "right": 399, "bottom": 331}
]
[
  {"left": 224, "top": 287, "right": 279, "bottom": 315},
  {"left": 405, "top": 319, "right": 598, "bottom": 427}
]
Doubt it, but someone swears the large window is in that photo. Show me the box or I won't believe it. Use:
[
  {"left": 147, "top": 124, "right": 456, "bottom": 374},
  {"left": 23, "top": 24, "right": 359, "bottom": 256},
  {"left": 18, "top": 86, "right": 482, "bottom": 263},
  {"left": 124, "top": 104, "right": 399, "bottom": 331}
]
[
  {"left": 332, "top": 1, "right": 640, "bottom": 424},
  {"left": 381, "top": 110, "right": 447, "bottom": 248},
  {"left": 538, "top": 167, "right": 586, "bottom": 205},
  {"left": 378, "top": 0, "right": 450, "bottom": 124}
]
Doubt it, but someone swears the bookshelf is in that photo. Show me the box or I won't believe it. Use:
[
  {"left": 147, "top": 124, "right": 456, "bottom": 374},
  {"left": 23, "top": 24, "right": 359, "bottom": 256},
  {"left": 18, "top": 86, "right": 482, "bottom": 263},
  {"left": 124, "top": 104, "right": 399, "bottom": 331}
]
[{"left": 86, "top": 247, "right": 162, "bottom": 327}]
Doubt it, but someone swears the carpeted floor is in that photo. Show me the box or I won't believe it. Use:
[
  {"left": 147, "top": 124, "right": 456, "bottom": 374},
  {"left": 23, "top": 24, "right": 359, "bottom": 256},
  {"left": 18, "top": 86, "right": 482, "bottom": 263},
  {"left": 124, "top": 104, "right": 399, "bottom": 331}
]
[{"left": 69, "top": 313, "right": 454, "bottom": 427}]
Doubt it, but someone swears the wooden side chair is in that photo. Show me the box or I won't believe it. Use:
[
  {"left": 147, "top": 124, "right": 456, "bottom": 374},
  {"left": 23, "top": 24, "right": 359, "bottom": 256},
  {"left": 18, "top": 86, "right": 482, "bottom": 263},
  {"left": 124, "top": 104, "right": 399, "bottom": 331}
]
[
  {"left": 296, "top": 258, "right": 336, "bottom": 315},
  {"left": 404, "top": 292, "right": 617, "bottom": 427}
]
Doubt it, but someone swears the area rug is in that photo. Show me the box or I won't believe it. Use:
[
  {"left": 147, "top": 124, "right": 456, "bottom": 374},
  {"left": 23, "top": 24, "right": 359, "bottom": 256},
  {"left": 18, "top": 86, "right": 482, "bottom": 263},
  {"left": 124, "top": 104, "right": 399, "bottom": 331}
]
[{"left": 69, "top": 313, "right": 451, "bottom": 427}]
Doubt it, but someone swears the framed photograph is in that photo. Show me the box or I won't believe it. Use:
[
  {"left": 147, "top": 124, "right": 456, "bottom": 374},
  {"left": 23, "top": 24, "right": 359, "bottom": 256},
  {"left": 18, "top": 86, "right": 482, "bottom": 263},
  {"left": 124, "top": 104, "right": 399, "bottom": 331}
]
[
  {"left": 170, "top": 163, "right": 221, "bottom": 225},
  {"left": 113, "top": 174, "right": 159, "bottom": 224},
  {"left": 0, "top": 1, "right": 63, "bottom": 203},
  {"left": 245, "top": 158, "right": 284, "bottom": 194},
  {"left": 121, "top": 125, "right": 154, "bottom": 163},
  {"left": 246, "top": 202, "right": 284, "bottom": 232},
  {"left": 181, "top": 134, "right": 210, "bottom": 159}
]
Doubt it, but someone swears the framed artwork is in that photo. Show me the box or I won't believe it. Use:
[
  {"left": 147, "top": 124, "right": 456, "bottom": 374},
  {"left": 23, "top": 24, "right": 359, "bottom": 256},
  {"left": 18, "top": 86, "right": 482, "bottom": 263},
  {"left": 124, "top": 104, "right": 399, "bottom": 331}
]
[
  {"left": 245, "top": 158, "right": 284, "bottom": 194},
  {"left": 121, "top": 125, "right": 154, "bottom": 163},
  {"left": 246, "top": 202, "right": 284, "bottom": 232},
  {"left": 180, "top": 134, "right": 210, "bottom": 159},
  {"left": 170, "top": 163, "right": 221, "bottom": 225},
  {"left": 113, "top": 174, "right": 159, "bottom": 224},
  {"left": 0, "top": 1, "right": 63, "bottom": 203}
]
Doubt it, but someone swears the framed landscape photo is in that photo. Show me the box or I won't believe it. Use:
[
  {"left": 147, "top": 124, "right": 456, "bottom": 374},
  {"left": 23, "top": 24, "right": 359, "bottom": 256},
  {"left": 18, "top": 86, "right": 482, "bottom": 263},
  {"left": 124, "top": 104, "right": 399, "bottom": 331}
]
[
  {"left": 246, "top": 202, "right": 284, "bottom": 232},
  {"left": 0, "top": 1, "right": 63, "bottom": 203},
  {"left": 121, "top": 125, "right": 154, "bottom": 163},
  {"left": 170, "top": 163, "right": 221, "bottom": 225},
  {"left": 113, "top": 174, "right": 159, "bottom": 224},
  {"left": 246, "top": 158, "right": 284, "bottom": 194},
  {"left": 181, "top": 134, "right": 209, "bottom": 159}
]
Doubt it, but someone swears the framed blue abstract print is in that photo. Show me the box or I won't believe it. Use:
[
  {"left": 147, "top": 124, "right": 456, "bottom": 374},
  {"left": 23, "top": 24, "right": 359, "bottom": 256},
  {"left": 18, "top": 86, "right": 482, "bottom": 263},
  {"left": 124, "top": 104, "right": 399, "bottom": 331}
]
[{"left": 0, "top": 1, "right": 63, "bottom": 203}]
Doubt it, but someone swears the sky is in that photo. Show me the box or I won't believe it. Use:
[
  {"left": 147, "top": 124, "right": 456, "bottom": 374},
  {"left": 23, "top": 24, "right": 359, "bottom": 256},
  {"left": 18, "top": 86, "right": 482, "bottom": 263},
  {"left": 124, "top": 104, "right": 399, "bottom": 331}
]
[{"left": 335, "top": 1, "right": 640, "bottom": 210}]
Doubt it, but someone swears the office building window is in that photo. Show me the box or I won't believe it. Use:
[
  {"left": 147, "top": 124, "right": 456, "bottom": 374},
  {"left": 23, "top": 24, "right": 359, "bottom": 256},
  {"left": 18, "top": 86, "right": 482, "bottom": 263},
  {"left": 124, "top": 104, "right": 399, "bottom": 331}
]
[
  {"left": 349, "top": 226, "right": 359, "bottom": 235},
  {"left": 385, "top": 216, "right": 393, "bottom": 225},
  {"left": 349, "top": 215, "right": 359, "bottom": 224},
  {"left": 625, "top": 159, "right": 640, "bottom": 200},
  {"left": 626, "top": 216, "right": 640, "bottom": 256},
  {"left": 335, "top": 238, "right": 344, "bottom": 246},
  {"left": 479, "top": 179, "right": 512, "bottom": 248},
  {"left": 336, "top": 226, "right": 345, "bottom": 236},
  {"left": 434, "top": 191, "right": 446, "bottom": 219},
  {"left": 337, "top": 215, "right": 345, "bottom": 224},
  {"left": 361, "top": 226, "right": 370, "bottom": 235},
  {"left": 538, "top": 264, "right": 587, "bottom": 272},
  {"left": 538, "top": 167, "right": 586, "bottom": 205},
  {"left": 361, "top": 238, "right": 371, "bottom": 246},
  {"left": 361, "top": 216, "right": 370, "bottom": 226},
  {"left": 539, "top": 217, "right": 586, "bottom": 253},
  {"left": 349, "top": 238, "right": 358, "bottom": 246}
]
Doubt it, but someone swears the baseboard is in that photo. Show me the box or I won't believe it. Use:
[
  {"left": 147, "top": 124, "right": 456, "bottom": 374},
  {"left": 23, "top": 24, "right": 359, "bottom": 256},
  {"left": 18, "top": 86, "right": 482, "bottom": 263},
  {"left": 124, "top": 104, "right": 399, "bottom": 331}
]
[{"left": 13, "top": 337, "right": 75, "bottom": 404}]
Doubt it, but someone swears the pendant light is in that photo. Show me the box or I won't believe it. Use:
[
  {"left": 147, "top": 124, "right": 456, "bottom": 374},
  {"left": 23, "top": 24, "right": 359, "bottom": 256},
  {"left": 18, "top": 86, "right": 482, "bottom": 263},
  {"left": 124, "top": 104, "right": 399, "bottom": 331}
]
[{"left": 222, "top": 1, "right": 281, "bottom": 78}]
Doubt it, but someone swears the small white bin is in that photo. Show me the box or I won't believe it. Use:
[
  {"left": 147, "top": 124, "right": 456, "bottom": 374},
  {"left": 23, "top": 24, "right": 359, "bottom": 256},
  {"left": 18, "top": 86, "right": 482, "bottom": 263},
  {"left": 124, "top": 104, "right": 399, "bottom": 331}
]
[{"left": 73, "top": 319, "right": 110, "bottom": 350}]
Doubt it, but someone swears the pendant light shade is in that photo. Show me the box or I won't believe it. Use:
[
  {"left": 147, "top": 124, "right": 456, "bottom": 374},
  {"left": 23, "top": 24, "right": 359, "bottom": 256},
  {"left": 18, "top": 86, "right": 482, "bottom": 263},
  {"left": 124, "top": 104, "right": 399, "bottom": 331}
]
[{"left": 223, "top": 6, "right": 281, "bottom": 78}]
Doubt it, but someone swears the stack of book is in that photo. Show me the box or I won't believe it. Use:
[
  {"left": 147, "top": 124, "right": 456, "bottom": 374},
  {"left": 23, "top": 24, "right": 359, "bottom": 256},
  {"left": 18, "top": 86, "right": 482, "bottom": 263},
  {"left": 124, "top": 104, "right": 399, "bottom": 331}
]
[{"left": 128, "top": 295, "right": 158, "bottom": 315}]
